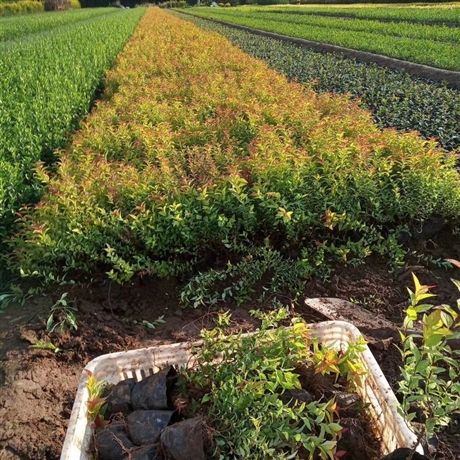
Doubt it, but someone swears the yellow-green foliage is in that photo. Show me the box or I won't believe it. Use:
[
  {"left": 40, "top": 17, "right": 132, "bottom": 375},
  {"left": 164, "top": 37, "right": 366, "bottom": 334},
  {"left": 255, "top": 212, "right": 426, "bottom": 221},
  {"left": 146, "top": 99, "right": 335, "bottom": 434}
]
[
  {"left": 0, "top": 1, "right": 44, "bottom": 16},
  {"left": 11, "top": 8, "right": 460, "bottom": 287}
]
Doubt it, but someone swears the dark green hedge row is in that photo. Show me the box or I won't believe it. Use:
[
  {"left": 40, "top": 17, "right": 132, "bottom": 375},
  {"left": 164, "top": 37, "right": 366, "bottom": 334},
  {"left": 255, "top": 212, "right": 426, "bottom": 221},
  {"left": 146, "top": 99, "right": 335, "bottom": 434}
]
[{"left": 175, "top": 12, "right": 460, "bottom": 152}]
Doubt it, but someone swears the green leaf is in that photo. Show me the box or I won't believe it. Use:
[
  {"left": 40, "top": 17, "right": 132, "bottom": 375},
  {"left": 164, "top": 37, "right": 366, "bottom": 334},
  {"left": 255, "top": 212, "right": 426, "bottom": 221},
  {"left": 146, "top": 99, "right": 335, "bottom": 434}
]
[
  {"left": 46, "top": 315, "right": 54, "bottom": 332},
  {"left": 425, "top": 417, "right": 436, "bottom": 437},
  {"left": 425, "top": 333, "right": 446, "bottom": 347}
]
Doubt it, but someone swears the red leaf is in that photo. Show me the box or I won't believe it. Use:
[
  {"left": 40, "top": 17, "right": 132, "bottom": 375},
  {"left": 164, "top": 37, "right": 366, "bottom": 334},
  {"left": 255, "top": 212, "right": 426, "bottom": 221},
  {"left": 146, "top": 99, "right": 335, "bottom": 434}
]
[{"left": 445, "top": 259, "right": 460, "bottom": 269}]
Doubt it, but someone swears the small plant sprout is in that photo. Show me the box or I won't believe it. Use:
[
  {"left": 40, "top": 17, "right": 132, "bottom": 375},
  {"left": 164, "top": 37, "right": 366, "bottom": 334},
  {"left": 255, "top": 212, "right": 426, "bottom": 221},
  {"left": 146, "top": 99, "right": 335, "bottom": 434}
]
[
  {"left": 214, "top": 309, "right": 232, "bottom": 327},
  {"left": 132, "top": 315, "right": 166, "bottom": 329},
  {"left": 0, "top": 293, "right": 15, "bottom": 312},
  {"left": 29, "top": 339, "right": 60, "bottom": 353},
  {"left": 46, "top": 292, "right": 78, "bottom": 333},
  {"left": 85, "top": 370, "right": 110, "bottom": 428},
  {"left": 398, "top": 273, "right": 460, "bottom": 444}
]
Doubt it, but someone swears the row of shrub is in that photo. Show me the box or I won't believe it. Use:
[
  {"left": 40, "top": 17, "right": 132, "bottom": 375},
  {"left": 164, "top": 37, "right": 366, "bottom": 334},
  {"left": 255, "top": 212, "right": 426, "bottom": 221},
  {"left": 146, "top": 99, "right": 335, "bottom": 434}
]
[
  {"left": 159, "top": 1, "right": 186, "bottom": 7},
  {"left": 0, "top": 1, "right": 43, "bottom": 16},
  {"left": 44, "top": 0, "right": 82, "bottom": 11},
  {"left": 1, "top": 7, "right": 115, "bottom": 42},
  {"left": 0, "top": 0, "right": 82, "bottom": 16},
  {"left": 10, "top": 8, "right": 460, "bottom": 305},
  {"left": 178, "top": 12, "right": 460, "bottom": 152},
  {"left": 187, "top": 8, "right": 460, "bottom": 71},
  {"left": 0, "top": 8, "right": 144, "bottom": 260}
]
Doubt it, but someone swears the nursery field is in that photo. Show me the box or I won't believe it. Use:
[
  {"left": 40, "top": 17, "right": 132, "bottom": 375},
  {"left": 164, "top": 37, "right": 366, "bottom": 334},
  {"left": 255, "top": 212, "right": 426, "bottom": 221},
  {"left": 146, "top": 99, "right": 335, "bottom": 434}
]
[
  {"left": 1, "top": 5, "right": 460, "bottom": 460},
  {"left": 0, "top": 7, "right": 144, "bottom": 252},
  {"left": 9, "top": 9, "right": 460, "bottom": 294},
  {"left": 186, "top": 5, "right": 460, "bottom": 71}
]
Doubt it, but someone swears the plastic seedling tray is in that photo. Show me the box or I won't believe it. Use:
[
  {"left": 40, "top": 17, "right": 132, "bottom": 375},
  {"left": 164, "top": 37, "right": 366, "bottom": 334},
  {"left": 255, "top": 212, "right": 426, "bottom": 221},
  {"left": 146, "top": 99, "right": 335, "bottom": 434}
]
[{"left": 61, "top": 320, "right": 422, "bottom": 459}]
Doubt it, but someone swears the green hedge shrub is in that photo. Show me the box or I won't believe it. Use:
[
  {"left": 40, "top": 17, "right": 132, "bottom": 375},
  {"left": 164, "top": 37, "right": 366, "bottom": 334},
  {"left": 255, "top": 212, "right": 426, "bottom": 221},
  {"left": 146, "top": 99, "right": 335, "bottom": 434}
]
[{"left": 0, "top": 1, "right": 44, "bottom": 16}]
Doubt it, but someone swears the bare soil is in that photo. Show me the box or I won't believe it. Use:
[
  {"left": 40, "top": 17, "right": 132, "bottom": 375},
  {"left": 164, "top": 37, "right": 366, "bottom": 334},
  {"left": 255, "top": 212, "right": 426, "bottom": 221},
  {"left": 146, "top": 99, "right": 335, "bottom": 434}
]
[{"left": 1, "top": 238, "right": 460, "bottom": 460}]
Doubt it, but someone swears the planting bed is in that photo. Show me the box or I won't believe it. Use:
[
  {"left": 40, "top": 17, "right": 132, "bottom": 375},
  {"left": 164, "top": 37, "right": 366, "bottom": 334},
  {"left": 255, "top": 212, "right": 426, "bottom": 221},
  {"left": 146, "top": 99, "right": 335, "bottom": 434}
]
[
  {"left": 175, "top": 12, "right": 460, "bottom": 151},
  {"left": 0, "top": 6, "right": 145, "bottom": 249},
  {"left": 0, "top": 8, "right": 119, "bottom": 42},
  {"left": 187, "top": 6, "right": 460, "bottom": 71},
  {"left": 263, "top": 5, "right": 460, "bottom": 26}
]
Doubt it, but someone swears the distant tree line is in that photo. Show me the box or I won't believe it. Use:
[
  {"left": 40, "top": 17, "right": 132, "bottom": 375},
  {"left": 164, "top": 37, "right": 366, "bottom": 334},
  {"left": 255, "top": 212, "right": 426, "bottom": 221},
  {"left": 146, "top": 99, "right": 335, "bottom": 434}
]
[{"left": 73, "top": 0, "right": 460, "bottom": 9}]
